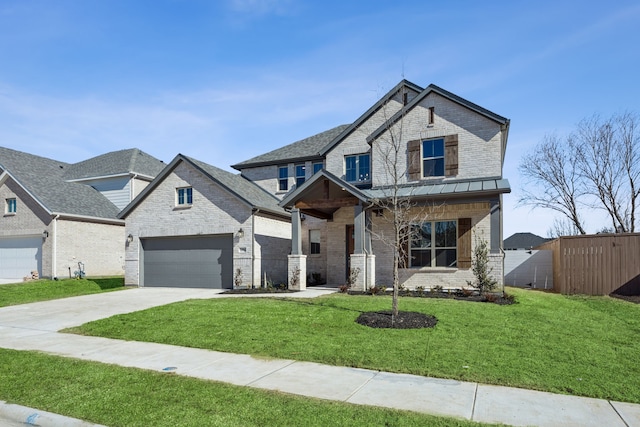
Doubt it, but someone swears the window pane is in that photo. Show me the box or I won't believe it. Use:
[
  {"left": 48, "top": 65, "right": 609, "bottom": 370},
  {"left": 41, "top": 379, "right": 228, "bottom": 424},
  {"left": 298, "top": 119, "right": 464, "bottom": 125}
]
[
  {"left": 296, "top": 164, "right": 305, "bottom": 177},
  {"left": 358, "top": 154, "right": 370, "bottom": 181},
  {"left": 6, "top": 198, "right": 16, "bottom": 213},
  {"left": 313, "top": 162, "right": 323, "bottom": 174},
  {"left": 279, "top": 179, "right": 288, "bottom": 191},
  {"left": 186, "top": 188, "right": 193, "bottom": 204},
  {"left": 178, "top": 189, "right": 184, "bottom": 204},
  {"left": 433, "top": 139, "right": 444, "bottom": 157},
  {"left": 345, "top": 156, "right": 356, "bottom": 181},
  {"left": 309, "top": 230, "right": 321, "bottom": 254},
  {"left": 411, "top": 223, "right": 431, "bottom": 249},
  {"left": 435, "top": 221, "right": 456, "bottom": 247},
  {"left": 435, "top": 249, "right": 457, "bottom": 267},
  {"left": 411, "top": 249, "right": 431, "bottom": 267},
  {"left": 423, "top": 140, "right": 433, "bottom": 157},
  {"left": 279, "top": 167, "right": 288, "bottom": 179}
]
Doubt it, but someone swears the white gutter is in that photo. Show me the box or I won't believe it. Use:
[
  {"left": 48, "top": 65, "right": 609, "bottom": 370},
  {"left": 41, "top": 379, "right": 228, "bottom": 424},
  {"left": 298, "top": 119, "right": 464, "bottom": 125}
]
[
  {"left": 52, "top": 214, "right": 59, "bottom": 279},
  {"left": 50, "top": 212, "right": 125, "bottom": 225},
  {"left": 66, "top": 172, "right": 156, "bottom": 183}
]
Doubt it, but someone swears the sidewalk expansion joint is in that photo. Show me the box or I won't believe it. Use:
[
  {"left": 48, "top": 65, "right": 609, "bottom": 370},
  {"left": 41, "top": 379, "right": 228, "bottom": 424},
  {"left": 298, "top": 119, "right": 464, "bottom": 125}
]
[
  {"left": 344, "top": 370, "right": 380, "bottom": 402},
  {"left": 245, "top": 359, "right": 297, "bottom": 386},
  {"left": 470, "top": 382, "right": 479, "bottom": 421},
  {"left": 609, "top": 401, "right": 630, "bottom": 427}
]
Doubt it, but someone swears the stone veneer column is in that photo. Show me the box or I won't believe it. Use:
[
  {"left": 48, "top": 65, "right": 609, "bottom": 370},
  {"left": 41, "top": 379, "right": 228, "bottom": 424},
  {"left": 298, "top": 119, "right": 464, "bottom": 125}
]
[
  {"left": 288, "top": 254, "right": 307, "bottom": 290},
  {"left": 349, "top": 253, "right": 367, "bottom": 291}
]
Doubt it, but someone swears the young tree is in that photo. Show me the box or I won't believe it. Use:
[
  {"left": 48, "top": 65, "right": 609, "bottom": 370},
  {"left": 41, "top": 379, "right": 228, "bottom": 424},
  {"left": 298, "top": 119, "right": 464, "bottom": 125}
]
[{"left": 519, "top": 111, "right": 640, "bottom": 234}]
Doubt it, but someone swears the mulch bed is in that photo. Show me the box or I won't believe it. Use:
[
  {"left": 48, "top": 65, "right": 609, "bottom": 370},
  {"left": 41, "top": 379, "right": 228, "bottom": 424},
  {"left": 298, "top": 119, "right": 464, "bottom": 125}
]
[
  {"left": 356, "top": 310, "right": 437, "bottom": 329},
  {"left": 347, "top": 290, "right": 516, "bottom": 305}
]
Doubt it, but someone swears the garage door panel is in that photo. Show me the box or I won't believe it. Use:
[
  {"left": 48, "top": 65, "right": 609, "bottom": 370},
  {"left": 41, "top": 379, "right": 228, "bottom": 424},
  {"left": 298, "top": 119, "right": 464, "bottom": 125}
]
[
  {"left": 141, "top": 235, "right": 232, "bottom": 289},
  {"left": 0, "top": 237, "right": 42, "bottom": 281}
]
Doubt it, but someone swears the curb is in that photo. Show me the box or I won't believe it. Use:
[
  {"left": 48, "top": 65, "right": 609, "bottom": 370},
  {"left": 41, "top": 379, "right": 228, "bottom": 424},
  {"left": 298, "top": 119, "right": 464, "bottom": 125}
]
[{"left": 0, "top": 401, "right": 107, "bottom": 427}]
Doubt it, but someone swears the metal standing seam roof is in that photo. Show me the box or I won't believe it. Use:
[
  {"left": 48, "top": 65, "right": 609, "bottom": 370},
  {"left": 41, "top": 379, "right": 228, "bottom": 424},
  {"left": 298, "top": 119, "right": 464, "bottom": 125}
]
[
  {"left": 364, "top": 178, "right": 511, "bottom": 200},
  {"left": 0, "top": 146, "right": 122, "bottom": 219}
]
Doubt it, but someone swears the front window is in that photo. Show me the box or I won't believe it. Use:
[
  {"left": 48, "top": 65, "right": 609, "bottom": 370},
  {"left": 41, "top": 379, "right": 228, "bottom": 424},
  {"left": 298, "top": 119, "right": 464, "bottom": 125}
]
[
  {"left": 278, "top": 166, "right": 288, "bottom": 191},
  {"left": 345, "top": 154, "right": 370, "bottom": 183},
  {"left": 422, "top": 138, "right": 444, "bottom": 177},
  {"left": 313, "top": 162, "right": 323, "bottom": 174},
  {"left": 295, "top": 164, "right": 305, "bottom": 187},
  {"left": 410, "top": 220, "right": 457, "bottom": 267},
  {"left": 5, "top": 198, "right": 16, "bottom": 214},
  {"left": 309, "top": 229, "right": 321, "bottom": 254},
  {"left": 176, "top": 187, "right": 193, "bottom": 206}
]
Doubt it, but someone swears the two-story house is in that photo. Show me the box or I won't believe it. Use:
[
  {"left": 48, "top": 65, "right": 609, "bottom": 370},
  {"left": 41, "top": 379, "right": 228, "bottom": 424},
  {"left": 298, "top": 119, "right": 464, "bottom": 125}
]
[
  {"left": 232, "top": 80, "right": 510, "bottom": 290},
  {"left": 118, "top": 80, "right": 509, "bottom": 291},
  {"left": 0, "top": 147, "right": 164, "bottom": 282}
]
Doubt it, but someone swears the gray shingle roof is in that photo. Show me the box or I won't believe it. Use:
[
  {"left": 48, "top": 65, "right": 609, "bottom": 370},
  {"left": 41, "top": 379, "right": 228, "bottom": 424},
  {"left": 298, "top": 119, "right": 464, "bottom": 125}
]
[
  {"left": 231, "top": 124, "right": 349, "bottom": 170},
  {"left": 504, "top": 232, "right": 551, "bottom": 250},
  {"left": 0, "top": 147, "right": 121, "bottom": 219},
  {"left": 64, "top": 148, "right": 165, "bottom": 180},
  {"left": 119, "top": 154, "right": 289, "bottom": 219}
]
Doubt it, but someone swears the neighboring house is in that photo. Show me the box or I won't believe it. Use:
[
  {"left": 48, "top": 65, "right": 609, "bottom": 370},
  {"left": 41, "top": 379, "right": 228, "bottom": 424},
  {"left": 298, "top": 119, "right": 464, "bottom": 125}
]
[
  {"left": 233, "top": 80, "right": 511, "bottom": 290},
  {"left": 119, "top": 154, "right": 291, "bottom": 289},
  {"left": 0, "top": 147, "right": 164, "bottom": 281},
  {"left": 503, "top": 232, "right": 553, "bottom": 289}
]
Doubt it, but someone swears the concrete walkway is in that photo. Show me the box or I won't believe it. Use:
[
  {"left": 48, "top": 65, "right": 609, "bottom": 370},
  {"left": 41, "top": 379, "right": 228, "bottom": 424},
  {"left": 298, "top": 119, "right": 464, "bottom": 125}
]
[{"left": 0, "top": 287, "right": 639, "bottom": 427}]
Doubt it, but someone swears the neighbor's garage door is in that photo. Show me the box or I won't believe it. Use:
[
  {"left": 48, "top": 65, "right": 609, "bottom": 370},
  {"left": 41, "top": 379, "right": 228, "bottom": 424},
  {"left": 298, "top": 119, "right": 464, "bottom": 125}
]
[
  {"left": 0, "top": 236, "right": 42, "bottom": 282},
  {"left": 141, "top": 235, "right": 233, "bottom": 289}
]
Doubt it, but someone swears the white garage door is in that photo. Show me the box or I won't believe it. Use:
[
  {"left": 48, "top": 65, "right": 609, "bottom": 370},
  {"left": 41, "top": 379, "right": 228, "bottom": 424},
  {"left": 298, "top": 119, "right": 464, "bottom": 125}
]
[{"left": 0, "top": 236, "right": 43, "bottom": 282}]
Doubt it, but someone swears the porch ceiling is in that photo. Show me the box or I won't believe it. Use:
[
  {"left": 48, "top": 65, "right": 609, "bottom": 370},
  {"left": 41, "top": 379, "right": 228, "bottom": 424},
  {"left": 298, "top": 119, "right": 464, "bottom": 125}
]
[{"left": 279, "top": 170, "right": 370, "bottom": 220}]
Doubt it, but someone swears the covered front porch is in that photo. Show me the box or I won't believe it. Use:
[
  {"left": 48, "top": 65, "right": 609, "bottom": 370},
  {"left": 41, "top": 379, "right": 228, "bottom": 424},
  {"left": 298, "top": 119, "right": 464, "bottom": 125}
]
[{"left": 279, "top": 171, "right": 376, "bottom": 291}]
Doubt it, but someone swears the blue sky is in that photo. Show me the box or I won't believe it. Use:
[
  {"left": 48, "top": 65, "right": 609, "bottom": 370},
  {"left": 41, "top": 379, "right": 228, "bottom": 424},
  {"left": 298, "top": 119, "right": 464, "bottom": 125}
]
[{"left": 1, "top": 0, "right": 639, "bottom": 237}]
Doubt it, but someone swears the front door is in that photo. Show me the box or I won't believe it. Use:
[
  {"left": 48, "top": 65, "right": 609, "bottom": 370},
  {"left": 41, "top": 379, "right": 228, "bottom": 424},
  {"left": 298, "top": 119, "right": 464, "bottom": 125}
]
[{"left": 345, "top": 224, "right": 355, "bottom": 281}]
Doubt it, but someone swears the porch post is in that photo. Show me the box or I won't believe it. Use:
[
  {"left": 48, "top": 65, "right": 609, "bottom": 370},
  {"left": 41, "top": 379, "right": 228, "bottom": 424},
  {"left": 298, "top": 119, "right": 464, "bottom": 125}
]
[
  {"left": 350, "top": 203, "right": 367, "bottom": 291},
  {"left": 365, "top": 210, "right": 375, "bottom": 289},
  {"left": 288, "top": 208, "right": 306, "bottom": 290},
  {"left": 291, "top": 208, "right": 302, "bottom": 255}
]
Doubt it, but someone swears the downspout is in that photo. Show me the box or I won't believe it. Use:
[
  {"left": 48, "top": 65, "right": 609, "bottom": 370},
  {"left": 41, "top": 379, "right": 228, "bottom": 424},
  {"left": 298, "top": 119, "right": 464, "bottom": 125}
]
[
  {"left": 52, "top": 214, "right": 59, "bottom": 279},
  {"left": 252, "top": 209, "right": 258, "bottom": 288}
]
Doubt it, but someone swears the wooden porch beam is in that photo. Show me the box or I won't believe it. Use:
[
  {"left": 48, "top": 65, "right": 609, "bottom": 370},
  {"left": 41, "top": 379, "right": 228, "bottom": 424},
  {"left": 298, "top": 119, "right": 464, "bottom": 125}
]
[{"left": 295, "top": 197, "right": 359, "bottom": 209}]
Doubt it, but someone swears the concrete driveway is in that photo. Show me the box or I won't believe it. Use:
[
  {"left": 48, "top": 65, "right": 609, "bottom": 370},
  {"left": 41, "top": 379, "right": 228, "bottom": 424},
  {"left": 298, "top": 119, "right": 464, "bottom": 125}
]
[{"left": 1, "top": 287, "right": 640, "bottom": 427}]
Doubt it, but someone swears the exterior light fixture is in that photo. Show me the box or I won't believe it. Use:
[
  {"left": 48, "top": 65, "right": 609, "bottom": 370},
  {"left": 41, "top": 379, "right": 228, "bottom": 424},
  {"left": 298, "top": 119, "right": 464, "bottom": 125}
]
[
  {"left": 42, "top": 230, "right": 49, "bottom": 239},
  {"left": 237, "top": 228, "right": 244, "bottom": 238},
  {"left": 127, "top": 233, "right": 134, "bottom": 244}
]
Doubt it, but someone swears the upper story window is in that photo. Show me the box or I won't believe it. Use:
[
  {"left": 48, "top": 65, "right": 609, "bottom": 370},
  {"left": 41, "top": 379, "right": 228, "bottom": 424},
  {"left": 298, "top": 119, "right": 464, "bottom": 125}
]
[
  {"left": 278, "top": 166, "right": 289, "bottom": 191},
  {"left": 312, "top": 161, "right": 323, "bottom": 174},
  {"left": 410, "top": 220, "right": 457, "bottom": 268},
  {"left": 5, "top": 198, "right": 16, "bottom": 214},
  {"left": 345, "top": 154, "right": 370, "bottom": 183},
  {"left": 176, "top": 187, "right": 193, "bottom": 206},
  {"left": 295, "top": 164, "right": 306, "bottom": 187},
  {"left": 309, "top": 229, "right": 321, "bottom": 255},
  {"left": 422, "top": 138, "right": 445, "bottom": 177}
]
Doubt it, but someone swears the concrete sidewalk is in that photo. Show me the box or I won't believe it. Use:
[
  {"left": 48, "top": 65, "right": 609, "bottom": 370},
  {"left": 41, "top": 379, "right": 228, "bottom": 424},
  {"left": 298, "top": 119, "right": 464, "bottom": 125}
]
[{"left": 1, "top": 287, "right": 639, "bottom": 427}]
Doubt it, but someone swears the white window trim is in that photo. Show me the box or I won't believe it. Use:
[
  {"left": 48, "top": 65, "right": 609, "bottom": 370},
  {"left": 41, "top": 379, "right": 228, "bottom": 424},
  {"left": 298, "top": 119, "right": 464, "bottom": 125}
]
[
  {"left": 176, "top": 187, "right": 193, "bottom": 208},
  {"left": 421, "top": 138, "right": 445, "bottom": 178}
]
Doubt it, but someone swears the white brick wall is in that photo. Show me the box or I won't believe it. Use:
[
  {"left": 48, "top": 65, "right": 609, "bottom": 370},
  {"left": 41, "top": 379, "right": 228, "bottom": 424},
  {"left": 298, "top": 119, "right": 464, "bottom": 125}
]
[
  {"left": 371, "top": 93, "right": 504, "bottom": 187},
  {"left": 56, "top": 219, "right": 124, "bottom": 278}
]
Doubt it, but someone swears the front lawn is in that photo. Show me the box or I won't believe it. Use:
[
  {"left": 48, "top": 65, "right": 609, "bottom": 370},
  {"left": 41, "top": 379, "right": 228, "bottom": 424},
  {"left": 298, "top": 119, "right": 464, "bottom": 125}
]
[
  {"left": 0, "top": 277, "right": 125, "bottom": 307},
  {"left": 0, "top": 349, "right": 493, "bottom": 427},
  {"left": 67, "top": 288, "right": 640, "bottom": 404}
]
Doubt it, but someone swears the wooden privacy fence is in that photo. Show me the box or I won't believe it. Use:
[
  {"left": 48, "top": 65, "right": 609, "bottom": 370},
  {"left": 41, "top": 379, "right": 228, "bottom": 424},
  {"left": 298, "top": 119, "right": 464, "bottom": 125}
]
[{"left": 537, "top": 233, "right": 640, "bottom": 296}]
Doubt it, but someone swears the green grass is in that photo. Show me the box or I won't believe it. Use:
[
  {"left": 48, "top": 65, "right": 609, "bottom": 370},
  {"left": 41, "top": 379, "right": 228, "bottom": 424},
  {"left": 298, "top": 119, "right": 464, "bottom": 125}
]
[
  {"left": 68, "top": 288, "right": 640, "bottom": 403},
  {"left": 0, "top": 349, "right": 495, "bottom": 427},
  {"left": 0, "top": 277, "right": 125, "bottom": 307}
]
